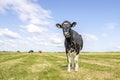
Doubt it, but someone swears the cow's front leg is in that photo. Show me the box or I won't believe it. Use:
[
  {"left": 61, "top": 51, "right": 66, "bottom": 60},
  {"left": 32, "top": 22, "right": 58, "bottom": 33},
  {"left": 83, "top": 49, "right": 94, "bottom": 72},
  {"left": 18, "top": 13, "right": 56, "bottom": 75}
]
[
  {"left": 66, "top": 53, "right": 71, "bottom": 72},
  {"left": 74, "top": 54, "right": 79, "bottom": 71}
]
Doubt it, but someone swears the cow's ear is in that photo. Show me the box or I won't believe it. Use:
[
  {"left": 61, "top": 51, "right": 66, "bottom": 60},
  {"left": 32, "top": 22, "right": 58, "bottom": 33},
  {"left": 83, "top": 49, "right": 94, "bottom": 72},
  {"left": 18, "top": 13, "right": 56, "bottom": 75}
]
[
  {"left": 56, "top": 24, "right": 62, "bottom": 28},
  {"left": 71, "top": 22, "right": 77, "bottom": 27}
]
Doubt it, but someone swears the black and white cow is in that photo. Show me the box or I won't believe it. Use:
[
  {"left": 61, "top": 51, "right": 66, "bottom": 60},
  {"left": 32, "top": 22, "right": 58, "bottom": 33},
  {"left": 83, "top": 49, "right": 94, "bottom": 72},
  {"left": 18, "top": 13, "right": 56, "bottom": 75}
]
[{"left": 56, "top": 21, "right": 83, "bottom": 72}]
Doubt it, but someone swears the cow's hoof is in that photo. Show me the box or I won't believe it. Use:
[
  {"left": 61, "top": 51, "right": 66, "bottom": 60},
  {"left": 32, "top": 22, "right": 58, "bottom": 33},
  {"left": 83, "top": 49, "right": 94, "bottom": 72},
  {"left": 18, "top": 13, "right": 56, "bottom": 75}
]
[
  {"left": 68, "top": 70, "right": 70, "bottom": 72},
  {"left": 75, "top": 69, "right": 78, "bottom": 72}
]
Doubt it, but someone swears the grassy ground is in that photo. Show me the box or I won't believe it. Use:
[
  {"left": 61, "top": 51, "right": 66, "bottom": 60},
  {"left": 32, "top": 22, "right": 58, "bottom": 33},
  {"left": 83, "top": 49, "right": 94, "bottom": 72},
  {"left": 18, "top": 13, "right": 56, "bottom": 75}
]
[{"left": 0, "top": 52, "right": 120, "bottom": 80}]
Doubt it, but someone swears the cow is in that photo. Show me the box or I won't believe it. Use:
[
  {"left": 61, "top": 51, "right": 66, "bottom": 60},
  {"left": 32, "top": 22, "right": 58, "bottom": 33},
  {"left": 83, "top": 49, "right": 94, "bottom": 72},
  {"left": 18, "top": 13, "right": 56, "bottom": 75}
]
[
  {"left": 28, "top": 50, "right": 34, "bottom": 54},
  {"left": 56, "top": 21, "right": 83, "bottom": 72},
  {"left": 38, "top": 50, "right": 42, "bottom": 53}
]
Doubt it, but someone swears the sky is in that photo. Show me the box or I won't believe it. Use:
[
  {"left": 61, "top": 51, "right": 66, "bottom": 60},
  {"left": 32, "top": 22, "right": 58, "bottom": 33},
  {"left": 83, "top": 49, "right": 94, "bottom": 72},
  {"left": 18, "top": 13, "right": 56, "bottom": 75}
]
[{"left": 0, "top": 0, "right": 120, "bottom": 52}]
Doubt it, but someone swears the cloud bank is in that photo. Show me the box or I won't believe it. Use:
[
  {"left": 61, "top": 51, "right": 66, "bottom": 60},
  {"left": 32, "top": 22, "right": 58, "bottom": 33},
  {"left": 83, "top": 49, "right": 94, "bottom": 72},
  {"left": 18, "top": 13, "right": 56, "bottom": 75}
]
[{"left": 0, "top": 0, "right": 59, "bottom": 52}]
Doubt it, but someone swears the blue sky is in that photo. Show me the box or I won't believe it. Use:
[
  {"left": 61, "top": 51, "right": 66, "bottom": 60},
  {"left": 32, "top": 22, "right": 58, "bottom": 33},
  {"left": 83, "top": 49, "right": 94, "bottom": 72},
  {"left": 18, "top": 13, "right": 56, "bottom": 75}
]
[{"left": 0, "top": 0, "right": 120, "bottom": 52}]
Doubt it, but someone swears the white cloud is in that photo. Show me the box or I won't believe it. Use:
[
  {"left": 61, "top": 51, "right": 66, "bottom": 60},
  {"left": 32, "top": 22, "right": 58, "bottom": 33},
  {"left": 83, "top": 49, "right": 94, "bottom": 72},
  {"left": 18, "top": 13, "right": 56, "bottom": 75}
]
[
  {"left": 0, "top": 0, "right": 53, "bottom": 25},
  {"left": 82, "top": 33, "right": 99, "bottom": 52},
  {"left": 0, "top": 39, "right": 17, "bottom": 49},
  {"left": 84, "top": 33, "right": 99, "bottom": 42},
  {"left": 112, "top": 44, "right": 120, "bottom": 50},
  {"left": 49, "top": 33, "right": 64, "bottom": 47},
  {"left": 101, "top": 33, "right": 108, "bottom": 37},
  {"left": 50, "top": 33, "right": 64, "bottom": 44},
  {"left": 0, "top": 28, "right": 21, "bottom": 39},
  {"left": 27, "top": 32, "right": 64, "bottom": 47},
  {"left": 116, "top": 45, "right": 120, "bottom": 49},
  {"left": 51, "top": 38, "right": 63, "bottom": 44},
  {"left": 26, "top": 24, "right": 48, "bottom": 33},
  {"left": 0, "top": 39, "right": 14, "bottom": 45},
  {"left": 0, "top": 0, "right": 64, "bottom": 52},
  {"left": 0, "top": 40, "right": 4, "bottom": 44},
  {"left": 50, "top": 37, "right": 64, "bottom": 47},
  {"left": 104, "top": 22, "right": 118, "bottom": 29}
]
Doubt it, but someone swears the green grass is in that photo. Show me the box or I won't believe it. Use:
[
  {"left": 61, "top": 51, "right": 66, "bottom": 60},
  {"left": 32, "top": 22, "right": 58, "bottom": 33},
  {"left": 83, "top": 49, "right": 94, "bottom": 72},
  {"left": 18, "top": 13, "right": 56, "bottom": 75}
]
[{"left": 0, "top": 52, "right": 120, "bottom": 80}]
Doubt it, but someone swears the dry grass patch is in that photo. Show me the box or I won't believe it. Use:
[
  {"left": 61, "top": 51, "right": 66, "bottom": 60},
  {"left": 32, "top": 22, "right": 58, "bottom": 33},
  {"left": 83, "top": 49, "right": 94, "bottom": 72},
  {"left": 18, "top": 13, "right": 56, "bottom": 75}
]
[
  {"left": 0, "top": 58, "right": 24, "bottom": 66},
  {"left": 108, "top": 59, "right": 120, "bottom": 63},
  {"left": 29, "top": 62, "right": 51, "bottom": 73},
  {"left": 80, "top": 59, "right": 114, "bottom": 67},
  {"left": 56, "top": 55, "right": 66, "bottom": 59}
]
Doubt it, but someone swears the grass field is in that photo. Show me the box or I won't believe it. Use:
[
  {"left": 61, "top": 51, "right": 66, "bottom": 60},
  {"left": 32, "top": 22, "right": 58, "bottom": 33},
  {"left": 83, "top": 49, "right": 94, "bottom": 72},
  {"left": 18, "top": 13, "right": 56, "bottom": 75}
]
[{"left": 0, "top": 52, "right": 120, "bottom": 80}]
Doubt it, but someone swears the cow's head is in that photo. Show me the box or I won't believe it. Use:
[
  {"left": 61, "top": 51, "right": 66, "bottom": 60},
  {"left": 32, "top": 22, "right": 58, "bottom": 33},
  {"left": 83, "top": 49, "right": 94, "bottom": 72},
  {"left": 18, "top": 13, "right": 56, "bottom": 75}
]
[{"left": 56, "top": 21, "right": 76, "bottom": 38}]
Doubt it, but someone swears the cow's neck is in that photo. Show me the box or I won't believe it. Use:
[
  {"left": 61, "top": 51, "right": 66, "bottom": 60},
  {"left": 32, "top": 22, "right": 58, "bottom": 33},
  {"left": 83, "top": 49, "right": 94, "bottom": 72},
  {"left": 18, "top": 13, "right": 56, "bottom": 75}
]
[{"left": 66, "top": 37, "right": 72, "bottom": 43}]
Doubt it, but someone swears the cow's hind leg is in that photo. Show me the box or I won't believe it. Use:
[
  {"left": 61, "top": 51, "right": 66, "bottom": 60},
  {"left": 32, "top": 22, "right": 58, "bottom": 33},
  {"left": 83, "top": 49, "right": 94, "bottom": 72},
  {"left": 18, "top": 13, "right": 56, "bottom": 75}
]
[
  {"left": 72, "top": 54, "right": 74, "bottom": 68},
  {"left": 74, "top": 54, "right": 79, "bottom": 71},
  {"left": 71, "top": 51, "right": 75, "bottom": 68}
]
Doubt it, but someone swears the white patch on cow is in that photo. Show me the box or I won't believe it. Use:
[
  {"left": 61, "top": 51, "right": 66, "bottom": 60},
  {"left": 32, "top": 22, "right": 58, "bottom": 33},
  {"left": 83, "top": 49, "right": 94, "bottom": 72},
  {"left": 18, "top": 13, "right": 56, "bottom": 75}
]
[{"left": 64, "top": 22, "right": 69, "bottom": 25}]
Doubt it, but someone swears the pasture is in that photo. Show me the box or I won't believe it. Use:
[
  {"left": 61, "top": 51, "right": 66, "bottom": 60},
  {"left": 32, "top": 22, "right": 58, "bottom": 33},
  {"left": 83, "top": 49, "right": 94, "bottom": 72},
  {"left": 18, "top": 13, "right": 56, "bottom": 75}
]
[{"left": 0, "top": 52, "right": 120, "bottom": 80}]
